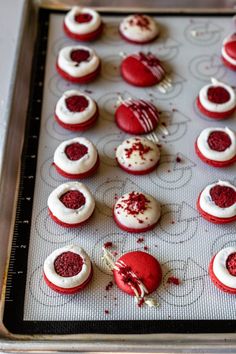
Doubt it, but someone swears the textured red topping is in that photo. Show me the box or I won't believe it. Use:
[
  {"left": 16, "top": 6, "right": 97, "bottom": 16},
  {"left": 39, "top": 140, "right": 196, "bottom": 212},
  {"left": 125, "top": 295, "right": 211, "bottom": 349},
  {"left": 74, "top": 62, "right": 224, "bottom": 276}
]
[
  {"left": 209, "top": 185, "right": 236, "bottom": 208},
  {"left": 129, "top": 14, "right": 151, "bottom": 31},
  {"left": 65, "top": 95, "right": 89, "bottom": 112},
  {"left": 116, "top": 192, "right": 150, "bottom": 215},
  {"left": 125, "top": 141, "right": 152, "bottom": 160},
  {"left": 105, "top": 281, "right": 114, "bottom": 291},
  {"left": 207, "top": 131, "right": 231, "bottom": 152},
  {"left": 226, "top": 252, "right": 236, "bottom": 276},
  {"left": 71, "top": 49, "right": 90, "bottom": 63},
  {"left": 75, "top": 13, "right": 93, "bottom": 23},
  {"left": 137, "top": 237, "right": 144, "bottom": 243},
  {"left": 104, "top": 241, "right": 113, "bottom": 249},
  {"left": 65, "top": 143, "right": 88, "bottom": 161},
  {"left": 176, "top": 156, "right": 181, "bottom": 163},
  {"left": 60, "top": 190, "right": 86, "bottom": 209},
  {"left": 167, "top": 276, "right": 180, "bottom": 285},
  {"left": 54, "top": 251, "right": 83, "bottom": 277},
  {"left": 139, "top": 52, "right": 161, "bottom": 67},
  {"left": 207, "top": 86, "right": 230, "bottom": 104}
]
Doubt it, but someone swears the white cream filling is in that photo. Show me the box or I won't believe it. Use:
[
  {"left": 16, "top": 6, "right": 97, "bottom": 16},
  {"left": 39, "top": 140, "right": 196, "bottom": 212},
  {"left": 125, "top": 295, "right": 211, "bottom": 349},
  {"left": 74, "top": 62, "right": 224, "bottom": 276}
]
[
  {"left": 48, "top": 182, "right": 95, "bottom": 224},
  {"left": 55, "top": 90, "right": 97, "bottom": 125},
  {"left": 199, "top": 78, "right": 236, "bottom": 113},
  {"left": 116, "top": 136, "right": 160, "bottom": 171},
  {"left": 119, "top": 14, "right": 159, "bottom": 42},
  {"left": 199, "top": 180, "right": 236, "bottom": 218},
  {"left": 57, "top": 46, "right": 100, "bottom": 78},
  {"left": 64, "top": 7, "right": 101, "bottom": 35},
  {"left": 114, "top": 192, "right": 161, "bottom": 229},
  {"left": 197, "top": 127, "right": 236, "bottom": 162},
  {"left": 44, "top": 245, "right": 92, "bottom": 289},
  {"left": 213, "top": 247, "right": 236, "bottom": 289},
  {"left": 54, "top": 137, "right": 98, "bottom": 175}
]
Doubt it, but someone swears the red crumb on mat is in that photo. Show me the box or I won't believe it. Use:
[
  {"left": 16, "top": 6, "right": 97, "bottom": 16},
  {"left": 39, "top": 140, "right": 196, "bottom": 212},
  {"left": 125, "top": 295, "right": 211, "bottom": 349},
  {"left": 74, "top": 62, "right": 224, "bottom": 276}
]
[
  {"left": 104, "top": 309, "right": 109, "bottom": 314},
  {"left": 137, "top": 237, "right": 144, "bottom": 243},
  {"left": 144, "top": 246, "right": 148, "bottom": 251},
  {"left": 105, "top": 281, "right": 114, "bottom": 291},
  {"left": 167, "top": 276, "right": 180, "bottom": 285},
  {"left": 104, "top": 241, "right": 113, "bottom": 249},
  {"left": 176, "top": 156, "right": 181, "bottom": 163}
]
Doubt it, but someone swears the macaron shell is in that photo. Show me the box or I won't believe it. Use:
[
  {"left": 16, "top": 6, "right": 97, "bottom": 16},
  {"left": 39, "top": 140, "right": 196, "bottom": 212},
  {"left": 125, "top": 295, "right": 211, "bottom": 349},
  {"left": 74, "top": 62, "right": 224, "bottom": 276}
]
[
  {"left": 121, "top": 56, "right": 157, "bottom": 87},
  {"left": 196, "top": 96, "right": 236, "bottom": 119},
  {"left": 209, "top": 256, "right": 236, "bottom": 294},
  {"left": 63, "top": 21, "right": 104, "bottom": 41},
  {"left": 56, "top": 61, "right": 101, "bottom": 83},
  {"left": 54, "top": 155, "right": 100, "bottom": 179},
  {"left": 113, "top": 251, "right": 162, "bottom": 296},
  {"left": 48, "top": 208, "right": 94, "bottom": 228},
  {"left": 194, "top": 141, "right": 236, "bottom": 168},
  {"left": 116, "top": 157, "right": 159, "bottom": 175}
]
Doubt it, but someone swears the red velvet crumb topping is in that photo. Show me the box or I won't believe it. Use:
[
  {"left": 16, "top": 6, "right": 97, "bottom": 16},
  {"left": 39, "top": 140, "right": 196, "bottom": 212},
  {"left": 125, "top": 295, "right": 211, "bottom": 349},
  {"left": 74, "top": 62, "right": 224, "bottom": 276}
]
[
  {"left": 65, "top": 143, "right": 88, "bottom": 161},
  {"left": 207, "top": 131, "right": 231, "bottom": 152},
  {"left": 60, "top": 190, "right": 86, "bottom": 209},
  {"left": 65, "top": 95, "right": 89, "bottom": 112},
  {"left": 129, "top": 14, "right": 151, "bottom": 31},
  {"left": 116, "top": 192, "right": 150, "bottom": 215},
  {"left": 226, "top": 252, "right": 236, "bottom": 276},
  {"left": 125, "top": 141, "right": 152, "bottom": 160},
  {"left": 71, "top": 49, "right": 90, "bottom": 63},
  {"left": 207, "top": 86, "right": 230, "bottom": 104},
  {"left": 75, "top": 13, "right": 93, "bottom": 23},
  {"left": 54, "top": 251, "right": 83, "bottom": 277},
  {"left": 209, "top": 185, "right": 236, "bottom": 208}
]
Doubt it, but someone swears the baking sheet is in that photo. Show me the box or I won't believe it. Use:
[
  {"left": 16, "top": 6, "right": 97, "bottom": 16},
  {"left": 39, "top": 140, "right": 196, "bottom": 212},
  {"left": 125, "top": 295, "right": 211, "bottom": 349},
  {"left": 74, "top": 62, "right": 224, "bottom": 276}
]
[{"left": 8, "top": 12, "right": 236, "bottom": 328}]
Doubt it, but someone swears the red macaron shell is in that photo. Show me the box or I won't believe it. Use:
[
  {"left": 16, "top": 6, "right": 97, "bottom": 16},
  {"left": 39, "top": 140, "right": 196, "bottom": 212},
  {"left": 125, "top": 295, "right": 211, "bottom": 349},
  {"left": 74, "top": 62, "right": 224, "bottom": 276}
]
[
  {"left": 54, "top": 155, "right": 100, "bottom": 179},
  {"left": 121, "top": 55, "right": 158, "bottom": 87},
  {"left": 48, "top": 208, "right": 94, "bottom": 228},
  {"left": 196, "top": 194, "right": 236, "bottom": 224},
  {"left": 116, "top": 157, "right": 159, "bottom": 175},
  {"left": 208, "top": 256, "right": 236, "bottom": 294},
  {"left": 225, "top": 40, "right": 236, "bottom": 60},
  {"left": 113, "top": 208, "right": 158, "bottom": 233},
  {"left": 43, "top": 266, "right": 93, "bottom": 294},
  {"left": 63, "top": 21, "right": 104, "bottom": 41},
  {"left": 221, "top": 55, "right": 236, "bottom": 71},
  {"left": 119, "top": 28, "right": 158, "bottom": 44},
  {"left": 54, "top": 105, "right": 99, "bottom": 131},
  {"left": 56, "top": 61, "right": 101, "bottom": 83},
  {"left": 113, "top": 251, "right": 162, "bottom": 296},
  {"left": 194, "top": 141, "right": 236, "bottom": 168},
  {"left": 196, "top": 96, "right": 236, "bottom": 120}
]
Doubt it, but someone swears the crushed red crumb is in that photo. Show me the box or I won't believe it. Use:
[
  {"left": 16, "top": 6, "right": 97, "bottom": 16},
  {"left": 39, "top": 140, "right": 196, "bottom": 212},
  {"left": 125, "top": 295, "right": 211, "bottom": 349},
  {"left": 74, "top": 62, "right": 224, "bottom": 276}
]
[
  {"left": 144, "top": 246, "right": 148, "bottom": 251},
  {"left": 137, "top": 298, "right": 145, "bottom": 307},
  {"left": 65, "top": 95, "right": 89, "bottom": 112},
  {"left": 210, "top": 185, "right": 236, "bottom": 208},
  {"left": 125, "top": 141, "right": 153, "bottom": 160},
  {"left": 129, "top": 14, "right": 151, "bottom": 30},
  {"left": 226, "top": 252, "right": 236, "bottom": 276},
  {"left": 104, "top": 242, "right": 113, "bottom": 249},
  {"left": 137, "top": 237, "right": 144, "bottom": 243},
  {"left": 60, "top": 190, "right": 86, "bottom": 209},
  {"left": 104, "top": 309, "right": 109, "bottom": 314},
  {"left": 167, "top": 276, "right": 180, "bottom": 285},
  {"left": 176, "top": 156, "right": 181, "bottom": 163},
  {"left": 171, "top": 221, "right": 175, "bottom": 224},
  {"left": 54, "top": 251, "right": 83, "bottom": 277},
  {"left": 207, "top": 86, "right": 230, "bottom": 104},
  {"left": 65, "top": 143, "right": 88, "bottom": 161},
  {"left": 112, "top": 251, "right": 118, "bottom": 256},
  {"left": 207, "top": 131, "right": 231, "bottom": 152},
  {"left": 116, "top": 192, "right": 150, "bottom": 215},
  {"left": 70, "top": 49, "right": 90, "bottom": 64},
  {"left": 75, "top": 13, "right": 93, "bottom": 23},
  {"left": 105, "top": 281, "right": 114, "bottom": 291}
]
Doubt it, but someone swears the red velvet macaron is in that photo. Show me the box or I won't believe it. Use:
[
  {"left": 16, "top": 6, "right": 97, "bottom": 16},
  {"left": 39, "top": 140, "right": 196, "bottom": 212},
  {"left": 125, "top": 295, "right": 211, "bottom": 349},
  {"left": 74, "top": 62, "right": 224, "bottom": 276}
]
[{"left": 221, "top": 33, "right": 236, "bottom": 71}]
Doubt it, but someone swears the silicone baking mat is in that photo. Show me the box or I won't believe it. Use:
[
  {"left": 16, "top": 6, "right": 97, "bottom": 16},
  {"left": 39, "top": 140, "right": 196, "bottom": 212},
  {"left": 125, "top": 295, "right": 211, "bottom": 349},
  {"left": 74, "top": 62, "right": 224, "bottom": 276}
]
[{"left": 3, "top": 10, "right": 236, "bottom": 334}]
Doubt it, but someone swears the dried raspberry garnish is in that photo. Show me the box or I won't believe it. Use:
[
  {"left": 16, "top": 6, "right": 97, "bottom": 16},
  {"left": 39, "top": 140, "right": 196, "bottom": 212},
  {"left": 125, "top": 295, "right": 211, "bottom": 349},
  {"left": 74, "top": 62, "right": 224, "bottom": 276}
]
[
  {"left": 137, "top": 237, "right": 144, "bottom": 243},
  {"left": 125, "top": 141, "right": 152, "bottom": 160},
  {"left": 226, "top": 252, "right": 236, "bottom": 276},
  {"left": 65, "top": 95, "right": 89, "bottom": 112},
  {"left": 105, "top": 281, "right": 114, "bottom": 291},
  {"left": 207, "top": 131, "right": 231, "bottom": 152},
  {"left": 75, "top": 13, "right": 93, "bottom": 23},
  {"left": 60, "top": 190, "right": 86, "bottom": 209},
  {"left": 209, "top": 185, "right": 236, "bottom": 208},
  {"left": 65, "top": 143, "right": 88, "bottom": 161},
  {"left": 104, "top": 242, "right": 113, "bottom": 249},
  {"left": 54, "top": 251, "right": 83, "bottom": 277},
  {"left": 129, "top": 14, "right": 151, "bottom": 31},
  {"left": 176, "top": 156, "right": 181, "bottom": 163},
  {"left": 207, "top": 86, "right": 230, "bottom": 104},
  {"left": 167, "top": 276, "right": 180, "bottom": 285},
  {"left": 117, "top": 192, "right": 150, "bottom": 215},
  {"left": 71, "top": 49, "right": 90, "bottom": 63}
]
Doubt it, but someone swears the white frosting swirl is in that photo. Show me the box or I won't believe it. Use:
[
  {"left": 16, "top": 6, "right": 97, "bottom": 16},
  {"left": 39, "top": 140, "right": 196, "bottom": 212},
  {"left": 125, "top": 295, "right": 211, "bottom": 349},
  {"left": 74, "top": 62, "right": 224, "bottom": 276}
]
[
  {"left": 57, "top": 46, "right": 100, "bottom": 78},
  {"left": 44, "top": 245, "right": 92, "bottom": 289},
  {"left": 48, "top": 182, "right": 95, "bottom": 224},
  {"left": 114, "top": 192, "right": 161, "bottom": 230},
  {"left": 213, "top": 247, "right": 236, "bottom": 289},
  {"left": 64, "top": 7, "right": 102, "bottom": 35},
  {"left": 54, "top": 137, "right": 98, "bottom": 175},
  {"left": 197, "top": 127, "right": 236, "bottom": 162},
  {"left": 199, "top": 180, "right": 236, "bottom": 218},
  {"left": 55, "top": 90, "right": 97, "bottom": 125},
  {"left": 222, "top": 34, "right": 236, "bottom": 66},
  {"left": 119, "top": 14, "right": 159, "bottom": 42},
  {"left": 116, "top": 136, "right": 160, "bottom": 172},
  {"left": 199, "top": 78, "right": 236, "bottom": 113}
]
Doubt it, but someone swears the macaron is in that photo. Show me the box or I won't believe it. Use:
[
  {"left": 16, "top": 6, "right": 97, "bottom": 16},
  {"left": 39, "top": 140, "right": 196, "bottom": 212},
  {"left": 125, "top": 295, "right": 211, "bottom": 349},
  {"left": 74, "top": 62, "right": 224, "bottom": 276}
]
[
  {"left": 116, "top": 136, "right": 160, "bottom": 175},
  {"left": 64, "top": 6, "right": 103, "bottom": 41},
  {"left": 195, "top": 127, "right": 236, "bottom": 167},
  {"left": 48, "top": 182, "right": 95, "bottom": 228},
  {"left": 209, "top": 247, "right": 236, "bottom": 294},
  {"left": 56, "top": 45, "right": 101, "bottom": 83},
  {"left": 196, "top": 78, "right": 236, "bottom": 119},
  {"left": 44, "top": 245, "right": 93, "bottom": 294},
  {"left": 115, "top": 98, "right": 159, "bottom": 134},
  {"left": 221, "top": 33, "right": 236, "bottom": 70},
  {"left": 197, "top": 180, "right": 236, "bottom": 224},
  {"left": 113, "top": 191, "right": 161, "bottom": 233},
  {"left": 119, "top": 14, "right": 159, "bottom": 44},
  {"left": 53, "top": 137, "right": 99, "bottom": 179},
  {"left": 55, "top": 90, "right": 99, "bottom": 131},
  {"left": 121, "top": 52, "right": 167, "bottom": 87}
]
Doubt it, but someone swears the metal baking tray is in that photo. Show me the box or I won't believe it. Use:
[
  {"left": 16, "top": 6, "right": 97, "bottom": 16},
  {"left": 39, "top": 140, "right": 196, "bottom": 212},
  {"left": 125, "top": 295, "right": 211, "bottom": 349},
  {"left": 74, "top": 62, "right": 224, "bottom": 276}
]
[{"left": 0, "top": 1, "right": 236, "bottom": 352}]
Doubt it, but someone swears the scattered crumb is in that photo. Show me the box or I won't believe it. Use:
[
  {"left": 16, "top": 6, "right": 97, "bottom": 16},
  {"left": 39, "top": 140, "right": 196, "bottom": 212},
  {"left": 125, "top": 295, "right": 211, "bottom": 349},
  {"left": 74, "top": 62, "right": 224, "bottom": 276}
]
[
  {"left": 138, "top": 298, "right": 145, "bottom": 307},
  {"left": 137, "top": 237, "right": 144, "bottom": 243},
  {"left": 172, "top": 108, "right": 178, "bottom": 112},
  {"left": 112, "top": 251, "right": 118, "bottom": 257},
  {"left": 144, "top": 246, "right": 148, "bottom": 251},
  {"left": 176, "top": 156, "right": 181, "bottom": 163},
  {"left": 105, "top": 281, "right": 114, "bottom": 291},
  {"left": 104, "top": 309, "right": 110, "bottom": 314},
  {"left": 167, "top": 276, "right": 181, "bottom": 285},
  {"left": 171, "top": 221, "right": 175, "bottom": 224},
  {"left": 104, "top": 241, "right": 113, "bottom": 249}
]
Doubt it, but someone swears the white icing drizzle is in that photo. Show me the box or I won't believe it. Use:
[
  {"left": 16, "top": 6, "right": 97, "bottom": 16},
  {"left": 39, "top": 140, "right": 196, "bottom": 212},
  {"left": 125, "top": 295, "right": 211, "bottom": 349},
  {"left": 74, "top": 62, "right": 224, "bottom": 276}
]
[
  {"left": 213, "top": 247, "right": 236, "bottom": 289},
  {"left": 102, "top": 248, "right": 159, "bottom": 307},
  {"left": 131, "top": 53, "right": 165, "bottom": 82},
  {"left": 199, "top": 180, "right": 236, "bottom": 219},
  {"left": 199, "top": 78, "right": 236, "bottom": 113},
  {"left": 222, "top": 33, "right": 236, "bottom": 66},
  {"left": 119, "top": 14, "right": 159, "bottom": 42},
  {"left": 197, "top": 127, "right": 236, "bottom": 162},
  {"left": 64, "top": 7, "right": 102, "bottom": 35}
]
